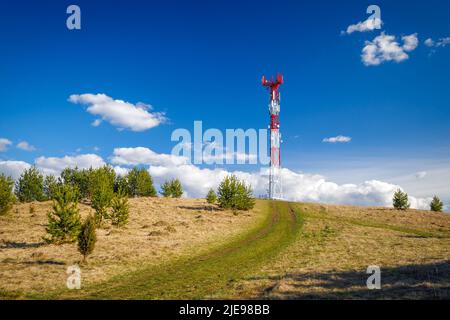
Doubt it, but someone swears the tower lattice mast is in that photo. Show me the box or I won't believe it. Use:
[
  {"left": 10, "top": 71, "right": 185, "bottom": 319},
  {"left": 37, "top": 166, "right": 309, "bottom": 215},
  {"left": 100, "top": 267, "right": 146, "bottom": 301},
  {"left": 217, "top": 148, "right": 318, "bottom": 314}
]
[{"left": 262, "top": 73, "right": 283, "bottom": 200}]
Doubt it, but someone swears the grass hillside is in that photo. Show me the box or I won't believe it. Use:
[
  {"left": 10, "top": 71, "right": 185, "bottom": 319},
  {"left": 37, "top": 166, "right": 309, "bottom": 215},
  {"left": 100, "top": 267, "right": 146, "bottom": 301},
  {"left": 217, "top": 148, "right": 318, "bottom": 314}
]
[{"left": 0, "top": 198, "right": 449, "bottom": 299}]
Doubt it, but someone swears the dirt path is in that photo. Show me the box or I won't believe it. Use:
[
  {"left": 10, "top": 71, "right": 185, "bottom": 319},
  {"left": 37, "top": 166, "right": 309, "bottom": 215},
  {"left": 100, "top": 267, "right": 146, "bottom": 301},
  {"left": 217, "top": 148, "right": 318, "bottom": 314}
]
[{"left": 44, "top": 200, "right": 302, "bottom": 299}]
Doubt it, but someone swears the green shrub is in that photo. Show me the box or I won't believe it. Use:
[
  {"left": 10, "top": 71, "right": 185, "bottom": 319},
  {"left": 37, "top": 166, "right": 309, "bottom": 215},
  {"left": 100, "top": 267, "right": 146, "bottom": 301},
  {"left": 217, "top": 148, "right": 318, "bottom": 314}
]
[
  {"left": 110, "top": 190, "right": 129, "bottom": 227},
  {"left": 45, "top": 185, "right": 81, "bottom": 244},
  {"left": 217, "top": 175, "right": 255, "bottom": 211},
  {"left": 393, "top": 189, "right": 410, "bottom": 210},
  {"left": 126, "top": 167, "right": 157, "bottom": 197},
  {"left": 430, "top": 196, "right": 444, "bottom": 212},
  {"left": 15, "top": 167, "right": 44, "bottom": 202},
  {"left": 43, "top": 175, "right": 59, "bottom": 200},
  {"left": 206, "top": 189, "right": 217, "bottom": 204},
  {"left": 161, "top": 179, "right": 183, "bottom": 198},
  {"left": 77, "top": 214, "right": 97, "bottom": 263},
  {"left": 0, "top": 174, "right": 15, "bottom": 215}
]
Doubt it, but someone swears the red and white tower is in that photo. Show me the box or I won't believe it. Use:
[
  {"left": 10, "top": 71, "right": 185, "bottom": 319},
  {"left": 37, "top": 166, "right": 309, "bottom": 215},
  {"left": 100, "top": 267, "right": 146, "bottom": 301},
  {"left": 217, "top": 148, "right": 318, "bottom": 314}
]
[{"left": 262, "top": 73, "right": 283, "bottom": 200}]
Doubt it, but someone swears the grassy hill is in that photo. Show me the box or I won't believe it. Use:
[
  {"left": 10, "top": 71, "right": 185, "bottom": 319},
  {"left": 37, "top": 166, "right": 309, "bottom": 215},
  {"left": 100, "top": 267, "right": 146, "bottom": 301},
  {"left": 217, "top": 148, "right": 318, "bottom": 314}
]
[{"left": 0, "top": 198, "right": 449, "bottom": 299}]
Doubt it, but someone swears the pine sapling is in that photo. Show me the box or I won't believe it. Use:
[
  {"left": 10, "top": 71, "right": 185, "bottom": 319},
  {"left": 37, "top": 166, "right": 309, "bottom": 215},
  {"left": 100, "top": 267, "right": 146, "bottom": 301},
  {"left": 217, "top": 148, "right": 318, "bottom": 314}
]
[{"left": 77, "top": 214, "right": 97, "bottom": 263}]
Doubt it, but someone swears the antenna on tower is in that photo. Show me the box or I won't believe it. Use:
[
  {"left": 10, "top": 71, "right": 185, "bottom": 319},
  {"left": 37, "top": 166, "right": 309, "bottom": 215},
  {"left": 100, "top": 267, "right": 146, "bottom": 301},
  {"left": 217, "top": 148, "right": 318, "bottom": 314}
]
[{"left": 262, "top": 73, "right": 283, "bottom": 200}]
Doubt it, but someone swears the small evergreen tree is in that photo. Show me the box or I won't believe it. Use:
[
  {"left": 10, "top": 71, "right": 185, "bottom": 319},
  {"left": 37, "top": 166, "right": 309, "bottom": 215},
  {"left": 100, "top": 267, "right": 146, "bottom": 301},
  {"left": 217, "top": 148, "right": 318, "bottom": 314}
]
[
  {"left": 110, "top": 190, "right": 129, "bottom": 227},
  {"left": 126, "top": 167, "right": 157, "bottom": 197},
  {"left": 0, "top": 174, "right": 15, "bottom": 215},
  {"left": 77, "top": 214, "right": 97, "bottom": 263},
  {"left": 217, "top": 175, "right": 255, "bottom": 211},
  {"left": 161, "top": 181, "right": 172, "bottom": 197},
  {"left": 206, "top": 189, "right": 217, "bottom": 204},
  {"left": 114, "top": 175, "right": 129, "bottom": 195},
  {"left": 45, "top": 185, "right": 81, "bottom": 244},
  {"left": 235, "top": 182, "right": 256, "bottom": 211},
  {"left": 15, "top": 166, "right": 44, "bottom": 202},
  {"left": 91, "top": 173, "right": 114, "bottom": 227},
  {"left": 43, "top": 175, "right": 59, "bottom": 200},
  {"left": 170, "top": 179, "right": 183, "bottom": 198},
  {"left": 60, "top": 167, "right": 90, "bottom": 200},
  {"left": 160, "top": 179, "right": 184, "bottom": 198},
  {"left": 393, "top": 189, "right": 410, "bottom": 210},
  {"left": 430, "top": 195, "right": 444, "bottom": 212},
  {"left": 88, "top": 166, "right": 115, "bottom": 198}
]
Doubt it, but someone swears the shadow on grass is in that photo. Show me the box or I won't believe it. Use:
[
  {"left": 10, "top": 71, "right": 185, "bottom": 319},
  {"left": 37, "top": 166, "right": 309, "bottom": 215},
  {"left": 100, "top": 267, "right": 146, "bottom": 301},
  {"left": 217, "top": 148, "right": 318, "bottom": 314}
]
[
  {"left": 21, "top": 260, "right": 66, "bottom": 265},
  {"left": 177, "top": 205, "right": 222, "bottom": 212},
  {"left": 255, "top": 260, "right": 450, "bottom": 300},
  {"left": 0, "top": 241, "right": 46, "bottom": 249}
]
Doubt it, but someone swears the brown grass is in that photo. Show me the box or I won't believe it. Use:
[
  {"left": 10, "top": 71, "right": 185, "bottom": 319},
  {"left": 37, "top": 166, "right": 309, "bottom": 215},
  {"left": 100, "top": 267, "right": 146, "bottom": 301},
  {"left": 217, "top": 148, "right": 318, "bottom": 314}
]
[{"left": 0, "top": 197, "right": 262, "bottom": 296}]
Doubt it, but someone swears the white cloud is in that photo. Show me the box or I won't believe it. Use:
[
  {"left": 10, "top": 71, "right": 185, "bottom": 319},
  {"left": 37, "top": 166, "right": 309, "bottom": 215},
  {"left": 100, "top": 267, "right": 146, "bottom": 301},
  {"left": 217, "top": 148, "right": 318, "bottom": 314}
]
[
  {"left": 322, "top": 135, "right": 352, "bottom": 143},
  {"left": 111, "top": 147, "right": 189, "bottom": 167},
  {"left": 0, "top": 138, "right": 12, "bottom": 152},
  {"left": 424, "top": 38, "right": 435, "bottom": 47},
  {"left": 16, "top": 141, "right": 36, "bottom": 152},
  {"left": 402, "top": 33, "right": 419, "bottom": 51},
  {"left": 344, "top": 17, "right": 382, "bottom": 35},
  {"left": 147, "top": 160, "right": 430, "bottom": 209},
  {"left": 113, "top": 166, "right": 129, "bottom": 177},
  {"left": 69, "top": 93, "right": 166, "bottom": 132},
  {"left": 35, "top": 154, "right": 105, "bottom": 175},
  {"left": 0, "top": 160, "right": 31, "bottom": 180},
  {"left": 424, "top": 37, "right": 450, "bottom": 48},
  {"left": 91, "top": 119, "right": 102, "bottom": 127},
  {"left": 362, "top": 33, "right": 418, "bottom": 66}
]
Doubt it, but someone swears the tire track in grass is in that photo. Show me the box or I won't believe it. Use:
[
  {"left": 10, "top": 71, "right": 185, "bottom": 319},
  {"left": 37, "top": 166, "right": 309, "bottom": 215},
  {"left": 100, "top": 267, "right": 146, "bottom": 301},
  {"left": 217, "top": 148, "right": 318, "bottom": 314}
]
[{"left": 51, "top": 200, "right": 303, "bottom": 299}]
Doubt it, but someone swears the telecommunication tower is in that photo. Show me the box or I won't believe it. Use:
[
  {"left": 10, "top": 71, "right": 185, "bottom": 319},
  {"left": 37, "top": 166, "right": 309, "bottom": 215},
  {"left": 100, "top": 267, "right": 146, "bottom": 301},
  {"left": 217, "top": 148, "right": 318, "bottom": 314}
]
[{"left": 262, "top": 73, "right": 283, "bottom": 200}]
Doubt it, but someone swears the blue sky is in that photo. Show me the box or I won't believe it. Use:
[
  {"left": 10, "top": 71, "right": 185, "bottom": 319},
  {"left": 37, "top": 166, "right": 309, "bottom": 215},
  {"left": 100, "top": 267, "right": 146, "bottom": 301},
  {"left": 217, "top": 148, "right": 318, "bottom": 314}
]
[{"left": 1, "top": 0, "right": 449, "bottom": 208}]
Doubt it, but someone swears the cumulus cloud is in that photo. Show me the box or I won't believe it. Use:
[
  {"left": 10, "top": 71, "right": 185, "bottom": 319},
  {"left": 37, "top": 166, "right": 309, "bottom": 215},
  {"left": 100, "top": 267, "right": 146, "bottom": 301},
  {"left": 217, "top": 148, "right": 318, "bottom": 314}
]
[
  {"left": 343, "top": 17, "right": 382, "bottom": 35},
  {"left": 0, "top": 160, "right": 31, "bottom": 180},
  {"left": 322, "top": 135, "right": 352, "bottom": 143},
  {"left": 35, "top": 154, "right": 105, "bottom": 175},
  {"left": 147, "top": 160, "right": 430, "bottom": 209},
  {"left": 0, "top": 138, "right": 12, "bottom": 152},
  {"left": 362, "top": 33, "right": 418, "bottom": 66},
  {"left": 17, "top": 141, "right": 36, "bottom": 152},
  {"left": 68, "top": 93, "right": 166, "bottom": 132},
  {"left": 108, "top": 147, "right": 431, "bottom": 209}
]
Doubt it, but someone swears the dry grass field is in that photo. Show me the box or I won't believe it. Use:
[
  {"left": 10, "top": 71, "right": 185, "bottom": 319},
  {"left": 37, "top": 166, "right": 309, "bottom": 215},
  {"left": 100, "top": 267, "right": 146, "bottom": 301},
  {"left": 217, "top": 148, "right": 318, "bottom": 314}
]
[
  {"left": 0, "top": 197, "right": 263, "bottom": 298},
  {"left": 232, "top": 203, "right": 450, "bottom": 299},
  {"left": 0, "top": 198, "right": 449, "bottom": 299}
]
